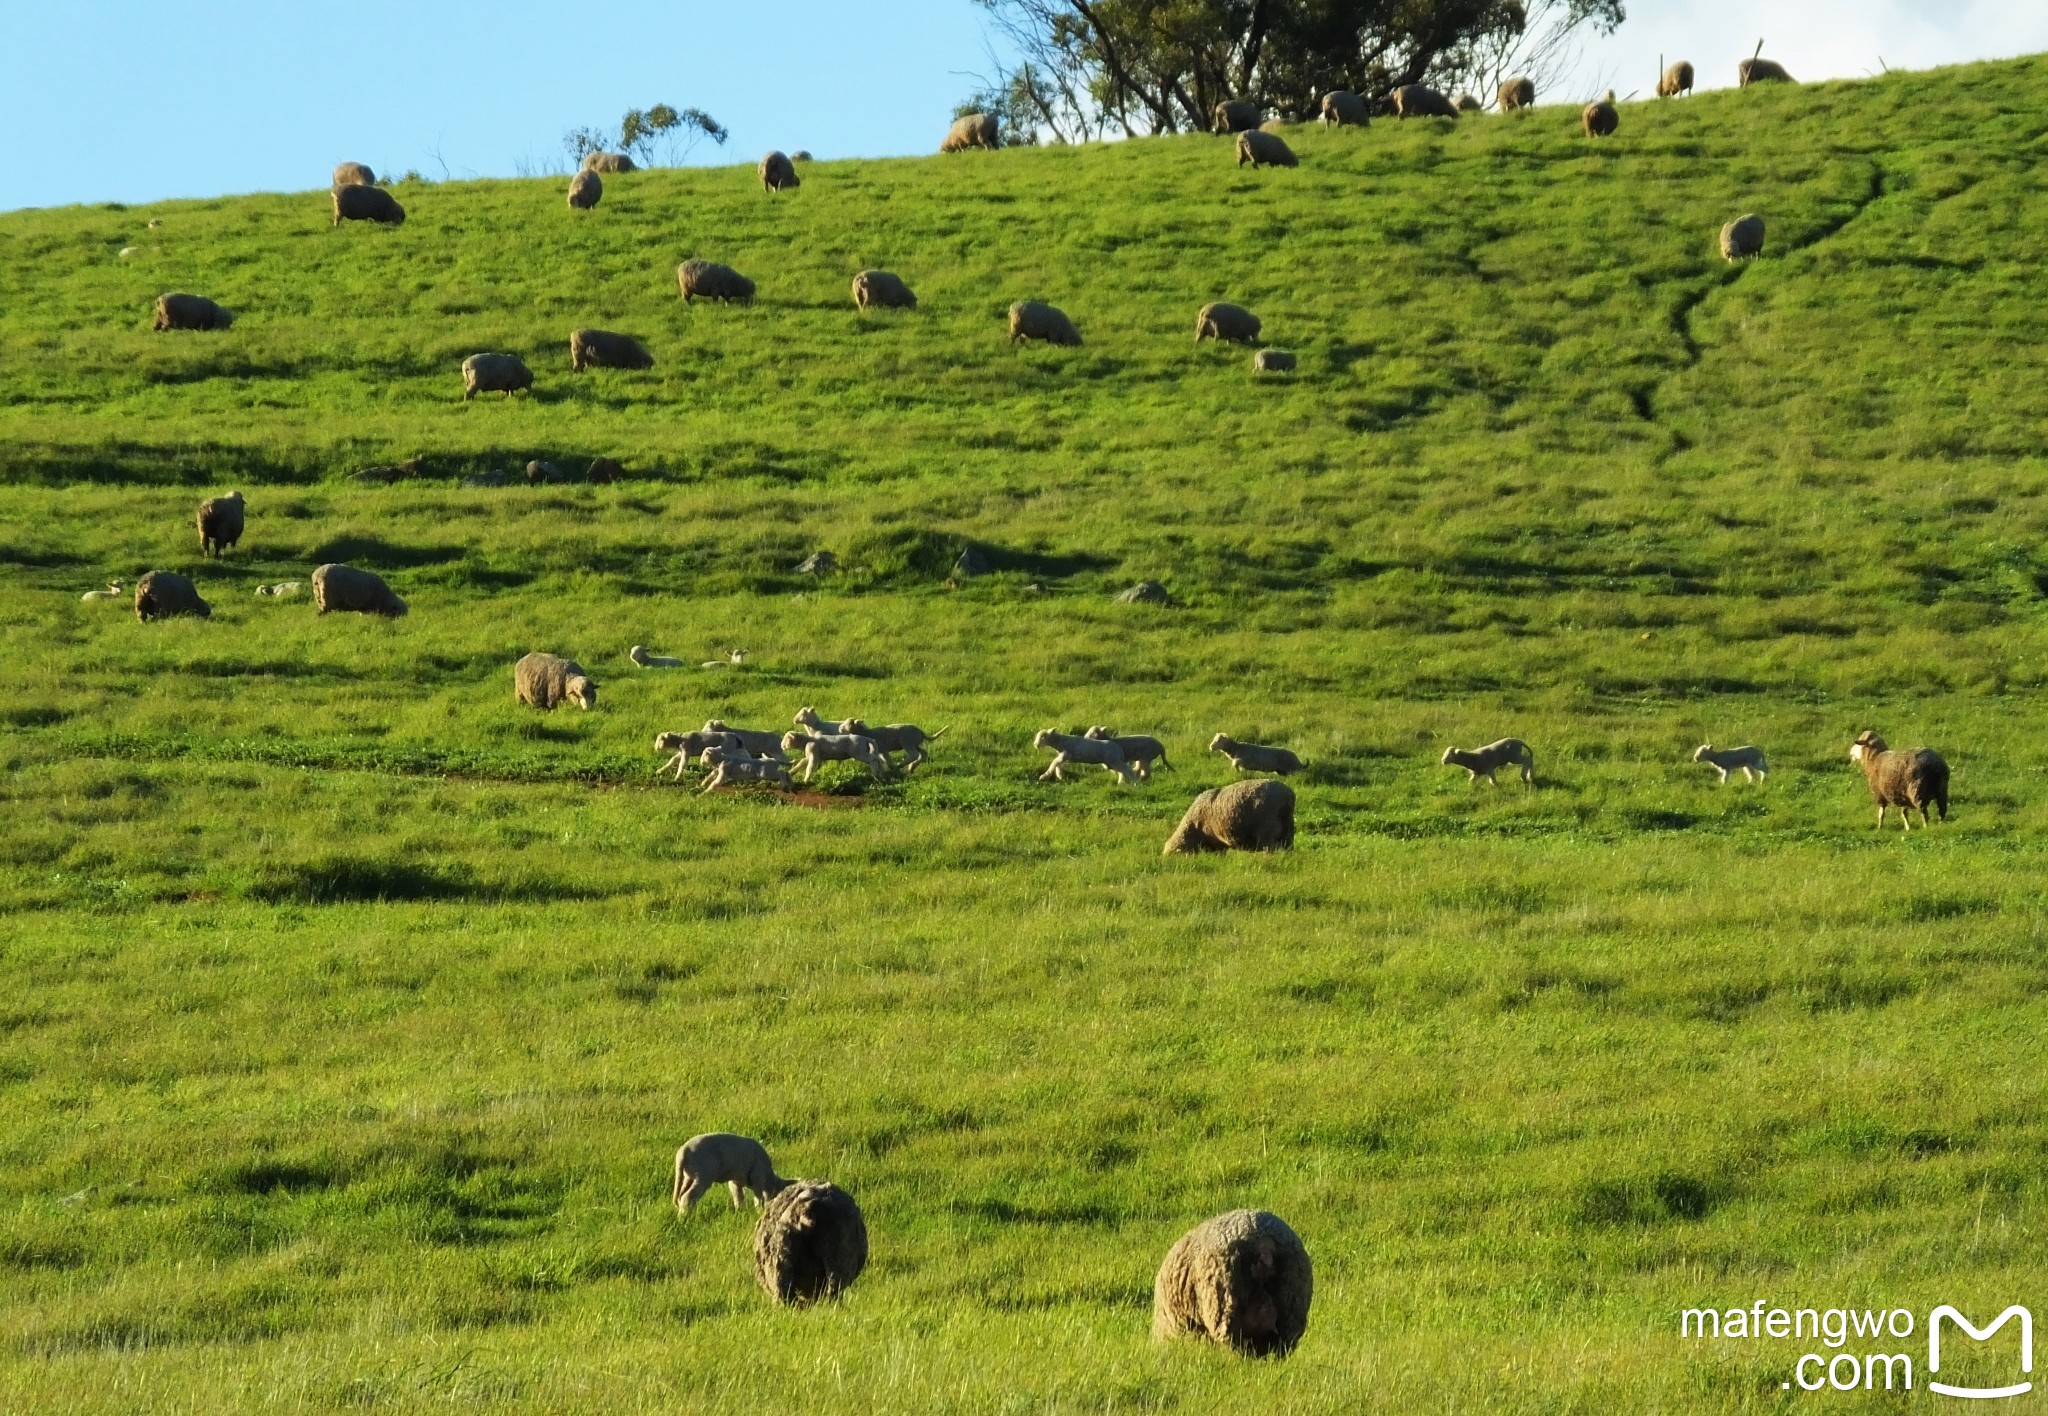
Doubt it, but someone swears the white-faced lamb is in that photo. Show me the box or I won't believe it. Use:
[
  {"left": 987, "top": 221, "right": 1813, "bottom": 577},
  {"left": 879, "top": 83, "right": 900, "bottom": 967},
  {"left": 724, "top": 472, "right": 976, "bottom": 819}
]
[
  {"left": 1034, "top": 729, "right": 1138, "bottom": 785},
  {"left": 1441, "top": 738, "right": 1534, "bottom": 785},
  {"left": 673, "top": 1133, "right": 787, "bottom": 1214},
  {"left": 80, "top": 581, "right": 125, "bottom": 602},
  {"left": 1210, "top": 734, "right": 1302, "bottom": 776},
  {"left": 1693, "top": 744, "right": 1767, "bottom": 784},
  {"left": 1084, "top": 727, "right": 1170, "bottom": 779},
  {"left": 629, "top": 645, "right": 684, "bottom": 668},
  {"left": 782, "top": 730, "right": 891, "bottom": 783},
  {"left": 703, "top": 721, "right": 791, "bottom": 758}
]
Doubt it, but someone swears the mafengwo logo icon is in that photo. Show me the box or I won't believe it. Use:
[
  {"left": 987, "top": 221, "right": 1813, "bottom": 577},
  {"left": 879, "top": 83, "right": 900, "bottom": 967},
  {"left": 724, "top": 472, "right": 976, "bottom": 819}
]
[{"left": 1928, "top": 1305, "right": 2031, "bottom": 1400}]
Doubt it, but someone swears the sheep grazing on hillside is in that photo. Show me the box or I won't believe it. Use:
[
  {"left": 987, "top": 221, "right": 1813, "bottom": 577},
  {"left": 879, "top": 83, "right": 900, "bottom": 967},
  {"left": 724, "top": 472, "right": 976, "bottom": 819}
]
[
  {"left": 581, "top": 151, "right": 636, "bottom": 173},
  {"left": 703, "top": 721, "right": 791, "bottom": 758},
  {"left": 154, "top": 292, "right": 232, "bottom": 331},
  {"left": 1659, "top": 60, "right": 1696, "bottom": 97},
  {"left": 941, "top": 112, "right": 999, "bottom": 152},
  {"left": 1154, "top": 1210, "right": 1312, "bottom": 1356},
  {"left": 134, "top": 571, "right": 210, "bottom": 622},
  {"left": 702, "top": 757, "right": 793, "bottom": 792},
  {"left": 1253, "top": 349, "right": 1296, "bottom": 373},
  {"left": 1849, "top": 731, "right": 1950, "bottom": 830},
  {"left": 1453, "top": 93, "right": 1483, "bottom": 113},
  {"left": 332, "top": 161, "right": 376, "bottom": 187},
  {"left": 1008, "top": 300, "right": 1081, "bottom": 347},
  {"left": 1083, "top": 726, "right": 1171, "bottom": 780},
  {"left": 566, "top": 169, "right": 602, "bottom": 210},
  {"left": 1499, "top": 77, "right": 1536, "bottom": 112},
  {"left": 759, "top": 150, "right": 799, "bottom": 193},
  {"left": 1117, "top": 580, "right": 1173, "bottom": 605},
  {"left": 629, "top": 645, "right": 684, "bottom": 668},
  {"left": 514, "top": 652, "right": 595, "bottom": 710},
  {"left": 1319, "top": 90, "right": 1368, "bottom": 126},
  {"left": 195, "top": 491, "right": 245, "bottom": 557},
  {"left": 1720, "top": 214, "right": 1766, "bottom": 261},
  {"left": 1212, "top": 99, "right": 1262, "bottom": 134},
  {"left": 852, "top": 269, "right": 917, "bottom": 311},
  {"left": 673, "top": 1133, "right": 787, "bottom": 1214},
  {"left": 1583, "top": 91, "right": 1620, "bottom": 138},
  {"left": 331, "top": 183, "right": 405, "bottom": 226},
  {"left": 1694, "top": 744, "right": 1768, "bottom": 784},
  {"left": 80, "top": 581, "right": 125, "bottom": 602},
  {"left": 461, "top": 352, "right": 534, "bottom": 400},
  {"left": 754, "top": 1180, "right": 867, "bottom": 1307},
  {"left": 1441, "top": 737, "right": 1535, "bottom": 785},
  {"left": 1163, "top": 780, "right": 1296, "bottom": 854},
  {"left": 1739, "top": 41, "right": 1793, "bottom": 86},
  {"left": 1035, "top": 729, "right": 1138, "bottom": 785},
  {"left": 525, "top": 459, "right": 566, "bottom": 485},
  {"left": 782, "top": 730, "right": 891, "bottom": 783},
  {"left": 1393, "top": 85, "right": 1460, "bottom": 119},
  {"left": 312, "top": 562, "right": 408, "bottom": 617},
  {"left": 1197, "top": 302, "right": 1261, "bottom": 345},
  {"left": 791, "top": 150, "right": 813, "bottom": 162},
  {"left": 677, "top": 260, "right": 756, "bottom": 304},
  {"left": 1210, "top": 734, "right": 1302, "bottom": 776},
  {"left": 569, "top": 328, "right": 652, "bottom": 372},
  {"left": 1236, "top": 130, "right": 1296, "bottom": 168}
]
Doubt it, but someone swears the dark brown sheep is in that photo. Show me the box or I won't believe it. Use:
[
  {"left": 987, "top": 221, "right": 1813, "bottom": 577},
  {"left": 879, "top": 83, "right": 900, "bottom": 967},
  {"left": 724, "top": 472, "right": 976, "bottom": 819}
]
[
  {"left": 196, "top": 491, "right": 244, "bottom": 557},
  {"left": 1153, "top": 1210, "right": 1312, "bottom": 1357},
  {"left": 759, "top": 150, "right": 799, "bottom": 193},
  {"left": 566, "top": 169, "right": 601, "bottom": 210},
  {"left": 1850, "top": 732, "right": 1950, "bottom": 830},
  {"left": 568, "top": 328, "right": 652, "bottom": 372},
  {"left": 154, "top": 293, "right": 232, "bottom": 331},
  {"left": 1236, "top": 130, "right": 1296, "bottom": 169},
  {"left": 753, "top": 1180, "right": 867, "bottom": 1306},
  {"left": 331, "top": 184, "right": 405, "bottom": 226},
  {"left": 1659, "top": 61, "right": 1695, "bottom": 97},
  {"left": 332, "top": 162, "right": 376, "bottom": 187},
  {"left": 1212, "top": 99, "right": 1262, "bottom": 134},
  {"left": 1008, "top": 300, "right": 1080, "bottom": 347},
  {"left": 1583, "top": 91, "right": 1619, "bottom": 138},
  {"left": 313, "top": 563, "right": 407, "bottom": 617},
  {"left": 677, "top": 260, "right": 755, "bottom": 303},
  {"left": 134, "top": 570, "right": 210, "bottom": 622},
  {"left": 940, "top": 112, "right": 999, "bottom": 152},
  {"left": 1393, "top": 85, "right": 1459, "bottom": 119},
  {"left": 1163, "top": 780, "right": 1295, "bottom": 854},
  {"left": 1319, "top": 90, "right": 1368, "bottom": 126},
  {"left": 852, "top": 270, "right": 917, "bottom": 310},
  {"left": 1499, "top": 77, "right": 1536, "bottom": 112}
]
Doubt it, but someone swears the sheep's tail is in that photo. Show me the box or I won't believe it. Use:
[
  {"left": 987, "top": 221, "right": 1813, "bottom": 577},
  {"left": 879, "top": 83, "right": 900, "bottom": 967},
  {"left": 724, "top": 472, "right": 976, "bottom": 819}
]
[
  {"left": 672, "top": 1148, "right": 686, "bottom": 1209},
  {"left": 929, "top": 725, "right": 951, "bottom": 741},
  {"left": 1159, "top": 751, "right": 1174, "bottom": 771}
]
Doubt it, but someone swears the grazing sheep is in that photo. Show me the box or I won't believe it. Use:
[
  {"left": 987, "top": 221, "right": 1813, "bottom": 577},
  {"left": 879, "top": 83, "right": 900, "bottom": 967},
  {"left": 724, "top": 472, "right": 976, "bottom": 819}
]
[
  {"left": 1236, "top": 130, "right": 1296, "bottom": 169},
  {"left": 1153, "top": 1210, "right": 1312, "bottom": 1357},
  {"left": 569, "top": 328, "right": 652, "bottom": 372},
  {"left": 1196, "top": 302, "right": 1261, "bottom": 345},
  {"left": 677, "top": 260, "right": 756, "bottom": 303},
  {"left": 332, "top": 161, "right": 376, "bottom": 187},
  {"left": 331, "top": 183, "right": 405, "bottom": 226},
  {"left": 1319, "top": 90, "right": 1368, "bottom": 126},
  {"left": 524, "top": 460, "right": 565, "bottom": 485},
  {"left": 629, "top": 645, "right": 685, "bottom": 668},
  {"left": 1441, "top": 738, "right": 1534, "bottom": 785},
  {"left": 581, "top": 151, "right": 636, "bottom": 173},
  {"left": 461, "top": 352, "right": 534, "bottom": 400},
  {"left": 791, "top": 150, "right": 813, "bottom": 162},
  {"left": 1163, "top": 780, "right": 1296, "bottom": 854},
  {"left": 312, "top": 563, "right": 408, "bottom": 618},
  {"left": 940, "top": 112, "right": 999, "bottom": 152},
  {"left": 754, "top": 1180, "right": 867, "bottom": 1307},
  {"left": 1084, "top": 726, "right": 1171, "bottom": 779},
  {"left": 1393, "top": 85, "right": 1460, "bottom": 119},
  {"left": 702, "top": 757, "right": 794, "bottom": 792},
  {"left": 1499, "top": 77, "right": 1536, "bottom": 111},
  {"left": 798, "top": 551, "right": 837, "bottom": 576},
  {"left": 655, "top": 729, "right": 742, "bottom": 778},
  {"left": 195, "top": 491, "right": 245, "bottom": 557},
  {"left": 759, "top": 150, "right": 799, "bottom": 192},
  {"left": 1849, "top": 731, "right": 1950, "bottom": 830},
  {"left": 1720, "top": 214, "right": 1766, "bottom": 261},
  {"left": 1008, "top": 300, "right": 1081, "bottom": 346},
  {"left": 80, "top": 581, "right": 125, "bottom": 602},
  {"left": 254, "top": 581, "right": 301, "bottom": 597},
  {"left": 1212, "top": 100, "right": 1262, "bottom": 134},
  {"left": 673, "top": 1133, "right": 787, "bottom": 1214},
  {"left": 1739, "top": 42, "right": 1793, "bottom": 86},
  {"left": 587, "top": 457, "right": 623, "bottom": 483},
  {"left": 1693, "top": 744, "right": 1768, "bottom": 784},
  {"left": 1253, "top": 349, "right": 1296, "bottom": 373},
  {"left": 793, "top": 707, "right": 866, "bottom": 737},
  {"left": 1453, "top": 93, "right": 1483, "bottom": 113},
  {"left": 1659, "top": 60, "right": 1695, "bottom": 97},
  {"left": 1034, "top": 729, "right": 1138, "bottom": 786},
  {"left": 781, "top": 730, "right": 891, "bottom": 783},
  {"left": 702, "top": 721, "right": 791, "bottom": 758},
  {"left": 515, "top": 652, "right": 595, "bottom": 710},
  {"left": 1117, "top": 580, "right": 1173, "bottom": 605},
  {"left": 133, "top": 570, "right": 210, "bottom": 622},
  {"left": 153, "top": 292, "right": 232, "bottom": 331},
  {"left": 852, "top": 269, "right": 917, "bottom": 310},
  {"left": 1210, "top": 734, "right": 1302, "bottom": 776},
  {"left": 1583, "top": 91, "right": 1619, "bottom": 138},
  {"left": 566, "top": 169, "right": 602, "bottom": 210}
]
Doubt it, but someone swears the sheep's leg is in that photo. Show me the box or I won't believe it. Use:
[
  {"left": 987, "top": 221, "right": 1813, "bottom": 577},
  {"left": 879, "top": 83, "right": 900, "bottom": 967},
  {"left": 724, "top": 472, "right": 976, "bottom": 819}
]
[
  {"left": 1874, "top": 805, "right": 1886, "bottom": 829},
  {"left": 676, "top": 1176, "right": 706, "bottom": 1214},
  {"left": 728, "top": 1181, "right": 745, "bottom": 1210},
  {"left": 1713, "top": 765, "right": 1729, "bottom": 784},
  {"left": 1039, "top": 755, "right": 1067, "bottom": 782}
]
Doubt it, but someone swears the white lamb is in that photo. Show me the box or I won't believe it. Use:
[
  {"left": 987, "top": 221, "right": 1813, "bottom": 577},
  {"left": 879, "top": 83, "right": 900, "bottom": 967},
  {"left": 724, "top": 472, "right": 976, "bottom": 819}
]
[
  {"left": 80, "top": 581, "right": 125, "bottom": 602},
  {"left": 1034, "top": 729, "right": 1138, "bottom": 785},
  {"left": 1441, "top": 738, "right": 1535, "bottom": 785},
  {"left": 781, "top": 730, "right": 891, "bottom": 782},
  {"left": 701, "top": 757, "right": 792, "bottom": 792},
  {"left": 1693, "top": 744, "right": 1767, "bottom": 784},
  {"left": 630, "top": 645, "right": 685, "bottom": 668},
  {"left": 672, "top": 1132, "right": 788, "bottom": 1214}
]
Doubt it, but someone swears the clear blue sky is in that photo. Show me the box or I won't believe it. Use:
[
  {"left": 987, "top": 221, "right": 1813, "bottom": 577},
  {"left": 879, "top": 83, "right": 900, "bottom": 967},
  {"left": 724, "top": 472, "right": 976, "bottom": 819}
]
[{"left": 2, "top": 2, "right": 2043, "bottom": 213}]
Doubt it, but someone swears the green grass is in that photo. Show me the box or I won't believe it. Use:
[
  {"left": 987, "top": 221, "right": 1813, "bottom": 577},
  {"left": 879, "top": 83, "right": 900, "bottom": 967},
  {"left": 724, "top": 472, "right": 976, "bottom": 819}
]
[{"left": 5, "top": 56, "right": 2048, "bottom": 1412}]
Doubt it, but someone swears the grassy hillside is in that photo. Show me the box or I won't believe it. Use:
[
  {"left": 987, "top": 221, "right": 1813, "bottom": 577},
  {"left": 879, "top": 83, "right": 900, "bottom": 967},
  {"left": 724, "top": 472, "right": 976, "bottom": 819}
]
[{"left": 5, "top": 56, "right": 2048, "bottom": 1413}]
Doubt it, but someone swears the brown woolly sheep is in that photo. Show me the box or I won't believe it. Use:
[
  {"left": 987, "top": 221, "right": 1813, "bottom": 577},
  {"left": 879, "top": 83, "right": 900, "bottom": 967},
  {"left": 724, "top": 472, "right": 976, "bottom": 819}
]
[
  {"left": 1236, "top": 130, "right": 1296, "bottom": 168},
  {"left": 1212, "top": 99, "right": 1262, "bottom": 133},
  {"left": 1153, "top": 1209, "right": 1313, "bottom": 1356},
  {"left": 677, "top": 260, "right": 756, "bottom": 303},
  {"left": 1659, "top": 60, "right": 1695, "bottom": 97},
  {"left": 566, "top": 169, "right": 601, "bottom": 210},
  {"left": 1583, "top": 91, "right": 1620, "bottom": 138},
  {"left": 312, "top": 562, "right": 408, "bottom": 617},
  {"left": 1197, "top": 302, "right": 1261, "bottom": 345},
  {"left": 1499, "top": 77, "right": 1536, "bottom": 112},
  {"left": 331, "top": 183, "right": 405, "bottom": 226},
  {"left": 524, "top": 459, "right": 565, "bottom": 485},
  {"left": 134, "top": 570, "right": 210, "bottom": 622},
  {"left": 940, "top": 112, "right": 999, "bottom": 152},
  {"left": 1454, "top": 93, "right": 1483, "bottom": 113},
  {"left": 515, "top": 652, "right": 596, "bottom": 710},
  {"left": 1320, "top": 90, "right": 1368, "bottom": 126},
  {"left": 569, "top": 328, "right": 652, "bottom": 372},
  {"left": 1393, "top": 85, "right": 1460, "bottom": 120},
  {"left": 587, "top": 457, "right": 623, "bottom": 483},
  {"left": 1253, "top": 349, "right": 1296, "bottom": 373},
  {"left": 759, "top": 150, "right": 799, "bottom": 192},
  {"left": 461, "top": 352, "right": 533, "bottom": 399},
  {"left": 1739, "top": 42, "right": 1793, "bottom": 86},
  {"left": 332, "top": 161, "right": 376, "bottom": 187},
  {"left": 1720, "top": 214, "right": 1766, "bottom": 261},
  {"left": 852, "top": 269, "right": 917, "bottom": 310},
  {"left": 580, "top": 151, "right": 636, "bottom": 173},
  {"left": 673, "top": 1133, "right": 787, "bottom": 1214},
  {"left": 196, "top": 491, "right": 244, "bottom": 557},
  {"left": 754, "top": 1180, "right": 867, "bottom": 1306},
  {"left": 1163, "top": 779, "right": 1296, "bottom": 854},
  {"left": 1849, "top": 731, "right": 1950, "bottom": 830},
  {"left": 1008, "top": 300, "right": 1081, "bottom": 346},
  {"left": 154, "top": 292, "right": 232, "bottom": 331}
]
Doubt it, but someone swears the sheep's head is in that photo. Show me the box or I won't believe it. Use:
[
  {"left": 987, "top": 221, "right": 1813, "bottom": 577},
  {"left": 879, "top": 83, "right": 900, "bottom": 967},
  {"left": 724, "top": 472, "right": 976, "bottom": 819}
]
[
  {"left": 1440, "top": 746, "right": 1457, "bottom": 765},
  {"left": 782, "top": 730, "right": 809, "bottom": 751},
  {"left": 567, "top": 676, "right": 597, "bottom": 710},
  {"left": 1032, "top": 728, "right": 1056, "bottom": 749},
  {"left": 1850, "top": 731, "right": 1885, "bottom": 761},
  {"left": 1692, "top": 744, "right": 1713, "bottom": 762},
  {"left": 1084, "top": 726, "right": 1112, "bottom": 740},
  {"left": 703, "top": 719, "right": 729, "bottom": 733},
  {"left": 629, "top": 645, "right": 651, "bottom": 665},
  {"left": 655, "top": 732, "right": 684, "bottom": 752},
  {"left": 1209, "top": 734, "right": 1230, "bottom": 752},
  {"left": 794, "top": 706, "right": 819, "bottom": 728}
]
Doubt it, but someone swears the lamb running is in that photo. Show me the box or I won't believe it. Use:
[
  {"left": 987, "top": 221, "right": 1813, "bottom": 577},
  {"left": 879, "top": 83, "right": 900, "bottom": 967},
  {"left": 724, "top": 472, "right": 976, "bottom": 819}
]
[
  {"left": 672, "top": 1133, "right": 788, "bottom": 1214},
  {"left": 655, "top": 730, "right": 741, "bottom": 779},
  {"left": 629, "top": 645, "right": 685, "bottom": 668},
  {"left": 1209, "top": 734, "right": 1302, "bottom": 776},
  {"left": 702, "top": 721, "right": 791, "bottom": 758},
  {"left": 793, "top": 706, "right": 867, "bottom": 736},
  {"left": 1084, "top": 726, "right": 1171, "bottom": 779},
  {"left": 1693, "top": 744, "right": 1767, "bottom": 784},
  {"left": 1034, "top": 729, "right": 1138, "bottom": 785},
  {"left": 702, "top": 757, "right": 793, "bottom": 792},
  {"left": 1441, "top": 738, "right": 1535, "bottom": 785},
  {"left": 781, "top": 730, "right": 892, "bottom": 783}
]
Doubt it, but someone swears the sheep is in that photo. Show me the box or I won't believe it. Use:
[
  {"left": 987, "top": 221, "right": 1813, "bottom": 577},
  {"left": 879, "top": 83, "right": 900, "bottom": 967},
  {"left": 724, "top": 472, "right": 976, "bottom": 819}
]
[
  {"left": 1583, "top": 91, "right": 1619, "bottom": 138},
  {"left": 852, "top": 269, "right": 917, "bottom": 311},
  {"left": 254, "top": 581, "right": 302, "bottom": 597},
  {"left": 1319, "top": 90, "right": 1368, "bottom": 126},
  {"left": 1034, "top": 729, "right": 1138, "bottom": 786},
  {"left": 525, "top": 459, "right": 565, "bottom": 485},
  {"left": 1083, "top": 726, "right": 1171, "bottom": 779},
  {"left": 629, "top": 645, "right": 685, "bottom": 668},
  {"left": 672, "top": 1133, "right": 787, "bottom": 1214},
  {"left": 1253, "top": 349, "right": 1296, "bottom": 373},
  {"left": 331, "top": 183, "right": 405, "bottom": 226},
  {"left": 1499, "top": 77, "right": 1536, "bottom": 112},
  {"left": 1117, "top": 580, "right": 1173, "bottom": 605},
  {"left": 1441, "top": 737, "right": 1534, "bottom": 785},
  {"left": 791, "top": 150, "right": 813, "bottom": 162},
  {"left": 569, "top": 328, "right": 652, "bottom": 372},
  {"left": 133, "top": 570, "right": 210, "bottom": 622},
  {"left": 1693, "top": 744, "right": 1768, "bottom": 784},
  {"left": 798, "top": 551, "right": 837, "bottom": 576},
  {"left": 80, "top": 581, "right": 125, "bottom": 602},
  {"left": 1153, "top": 1209, "right": 1312, "bottom": 1357},
  {"left": 1236, "top": 130, "right": 1296, "bottom": 169},
  {"left": 793, "top": 707, "right": 866, "bottom": 737},
  {"left": 153, "top": 292, "right": 232, "bottom": 331},
  {"left": 1210, "top": 734, "right": 1302, "bottom": 776},
  {"left": 581, "top": 151, "right": 636, "bottom": 173},
  {"left": 781, "top": 730, "right": 891, "bottom": 783},
  {"left": 702, "top": 648, "right": 748, "bottom": 668},
  {"left": 940, "top": 112, "right": 999, "bottom": 152},
  {"left": 1212, "top": 100, "right": 1262, "bottom": 134},
  {"left": 1393, "top": 85, "right": 1460, "bottom": 120},
  {"left": 1196, "top": 302, "right": 1261, "bottom": 345},
  {"left": 566, "top": 169, "right": 602, "bottom": 210},
  {"left": 754, "top": 1179, "right": 867, "bottom": 1306},
  {"left": 587, "top": 457, "right": 624, "bottom": 483},
  {"left": 119, "top": 247, "right": 138, "bottom": 259},
  {"left": 655, "top": 729, "right": 742, "bottom": 778},
  {"left": 677, "top": 260, "right": 756, "bottom": 304},
  {"left": 515, "top": 652, "right": 596, "bottom": 710},
  {"left": 332, "top": 161, "right": 376, "bottom": 187},
  {"left": 312, "top": 562, "right": 408, "bottom": 617},
  {"left": 1739, "top": 41, "right": 1793, "bottom": 87},
  {"left": 759, "top": 150, "right": 799, "bottom": 193},
  {"left": 1453, "top": 93, "right": 1483, "bottom": 113},
  {"left": 1659, "top": 60, "right": 1695, "bottom": 97},
  {"left": 702, "top": 756, "right": 794, "bottom": 792},
  {"left": 1163, "top": 780, "right": 1295, "bottom": 854},
  {"left": 1720, "top": 214, "right": 1765, "bottom": 261},
  {"left": 1008, "top": 300, "right": 1081, "bottom": 347},
  {"left": 461, "top": 353, "right": 533, "bottom": 400},
  {"left": 192, "top": 491, "right": 246, "bottom": 558},
  {"left": 1849, "top": 731, "right": 1950, "bottom": 830},
  {"left": 849, "top": 722, "right": 948, "bottom": 773}
]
